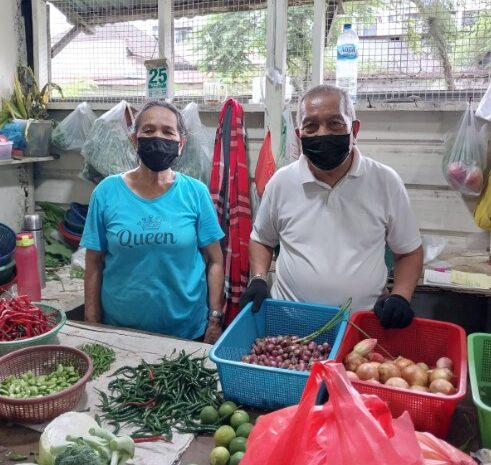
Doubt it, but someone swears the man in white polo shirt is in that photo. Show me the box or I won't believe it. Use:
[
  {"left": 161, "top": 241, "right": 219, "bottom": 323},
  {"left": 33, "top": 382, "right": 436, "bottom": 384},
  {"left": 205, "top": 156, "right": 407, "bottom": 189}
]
[{"left": 240, "top": 84, "right": 423, "bottom": 328}]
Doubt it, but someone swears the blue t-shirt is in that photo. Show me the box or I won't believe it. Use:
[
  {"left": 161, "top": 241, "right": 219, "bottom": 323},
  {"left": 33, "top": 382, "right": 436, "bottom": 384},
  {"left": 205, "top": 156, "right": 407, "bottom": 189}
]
[{"left": 80, "top": 173, "right": 224, "bottom": 339}]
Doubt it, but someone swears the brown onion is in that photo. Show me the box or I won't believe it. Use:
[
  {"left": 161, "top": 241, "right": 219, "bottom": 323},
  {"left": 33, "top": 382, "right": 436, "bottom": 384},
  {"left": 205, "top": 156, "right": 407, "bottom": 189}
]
[
  {"left": 429, "top": 378, "right": 456, "bottom": 395},
  {"left": 435, "top": 357, "right": 454, "bottom": 371},
  {"left": 417, "top": 362, "right": 429, "bottom": 371},
  {"left": 346, "top": 370, "right": 359, "bottom": 382},
  {"left": 356, "top": 362, "right": 380, "bottom": 381},
  {"left": 401, "top": 364, "right": 429, "bottom": 386},
  {"left": 344, "top": 352, "right": 368, "bottom": 372},
  {"left": 429, "top": 367, "right": 453, "bottom": 383},
  {"left": 395, "top": 356, "right": 414, "bottom": 370},
  {"left": 378, "top": 362, "right": 401, "bottom": 384},
  {"left": 410, "top": 385, "right": 429, "bottom": 392},
  {"left": 385, "top": 377, "right": 410, "bottom": 389}
]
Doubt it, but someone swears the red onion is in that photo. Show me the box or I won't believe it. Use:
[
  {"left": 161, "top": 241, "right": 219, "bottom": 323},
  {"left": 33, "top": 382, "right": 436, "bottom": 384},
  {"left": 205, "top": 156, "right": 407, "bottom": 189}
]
[
  {"left": 378, "top": 362, "right": 401, "bottom": 384},
  {"left": 435, "top": 357, "right": 453, "bottom": 371},
  {"left": 429, "top": 368, "right": 453, "bottom": 383},
  {"left": 401, "top": 364, "right": 428, "bottom": 386},
  {"left": 429, "top": 378, "right": 456, "bottom": 395},
  {"left": 385, "top": 377, "right": 409, "bottom": 389},
  {"left": 356, "top": 362, "right": 380, "bottom": 381}
]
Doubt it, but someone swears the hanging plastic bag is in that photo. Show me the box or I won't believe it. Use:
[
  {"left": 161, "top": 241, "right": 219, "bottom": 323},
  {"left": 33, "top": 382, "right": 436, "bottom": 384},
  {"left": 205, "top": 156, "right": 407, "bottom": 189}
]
[
  {"left": 241, "top": 361, "right": 424, "bottom": 465},
  {"left": 476, "top": 81, "right": 491, "bottom": 122},
  {"left": 51, "top": 102, "right": 97, "bottom": 151},
  {"left": 255, "top": 129, "right": 276, "bottom": 198},
  {"left": 172, "top": 102, "right": 213, "bottom": 184},
  {"left": 416, "top": 432, "right": 477, "bottom": 465},
  {"left": 278, "top": 109, "right": 300, "bottom": 168},
  {"left": 442, "top": 103, "right": 487, "bottom": 196},
  {"left": 81, "top": 100, "right": 137, "bottom": 178}
]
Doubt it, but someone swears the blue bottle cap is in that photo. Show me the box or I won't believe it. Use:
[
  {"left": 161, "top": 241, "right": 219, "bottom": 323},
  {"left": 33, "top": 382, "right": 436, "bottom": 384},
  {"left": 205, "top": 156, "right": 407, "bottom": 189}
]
[{"left": 343, "top": 23, "right": 352, "bottom": 30}]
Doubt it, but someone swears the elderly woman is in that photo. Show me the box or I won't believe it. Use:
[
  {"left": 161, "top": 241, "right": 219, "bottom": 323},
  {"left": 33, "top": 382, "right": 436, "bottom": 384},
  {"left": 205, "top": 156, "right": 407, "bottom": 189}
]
[{"left": 81, "top": 101, "right": 225, "bottom": 343}]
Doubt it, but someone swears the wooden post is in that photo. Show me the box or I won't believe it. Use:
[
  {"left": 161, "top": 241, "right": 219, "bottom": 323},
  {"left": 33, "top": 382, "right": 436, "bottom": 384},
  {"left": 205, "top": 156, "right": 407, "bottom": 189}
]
[
  {"left": 312, "top": 0, "right": 327, "bottom": 86},
  {"left": 31, "top": 0, "right": 49, "bottom": 88},
  {"left": 158, "top": 0, "right": 174, "bottom": 101},
  {"left": 265, "top": 0, "right": 288, "bottom": 157}
]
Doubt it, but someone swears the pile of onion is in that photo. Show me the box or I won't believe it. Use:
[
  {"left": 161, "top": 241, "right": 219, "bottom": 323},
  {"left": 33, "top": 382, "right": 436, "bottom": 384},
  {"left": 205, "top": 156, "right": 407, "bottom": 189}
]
[
  {"left": 342, "top": 339, "right": 457, "bottom": 396},
  {"left": 241, "top": 336, "right": 331, "bottom": 371}
]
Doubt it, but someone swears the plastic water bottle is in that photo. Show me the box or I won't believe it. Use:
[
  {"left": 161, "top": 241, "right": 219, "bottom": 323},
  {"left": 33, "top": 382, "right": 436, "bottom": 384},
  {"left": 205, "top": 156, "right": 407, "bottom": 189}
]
[
  {"left": 15, "top": 232, "right": 41, "bottom": 301},
  {"left": 336, "top": 23, "right": 359, "bottom": 102}
]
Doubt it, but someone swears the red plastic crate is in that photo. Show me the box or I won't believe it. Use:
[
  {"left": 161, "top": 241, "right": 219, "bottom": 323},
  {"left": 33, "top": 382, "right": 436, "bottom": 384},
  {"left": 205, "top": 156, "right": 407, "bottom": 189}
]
[{"left": 335, "top": 311, "right": 467, "bottom": 438}]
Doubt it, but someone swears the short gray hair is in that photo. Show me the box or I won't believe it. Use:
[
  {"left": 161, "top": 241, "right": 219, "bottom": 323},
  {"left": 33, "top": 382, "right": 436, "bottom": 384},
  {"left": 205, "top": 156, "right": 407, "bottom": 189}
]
[
  {"left": 297, "top": 85, "right": 356, "bottom": 127},
  {"left": 133, "top": 100, "right": 188, "bottom": 137}
]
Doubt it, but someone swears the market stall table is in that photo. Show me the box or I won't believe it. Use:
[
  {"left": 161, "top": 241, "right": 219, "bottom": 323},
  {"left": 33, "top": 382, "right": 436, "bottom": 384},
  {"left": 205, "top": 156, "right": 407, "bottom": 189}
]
[{"left": 0, "top": 320, "right": 216, "bottom": 465}]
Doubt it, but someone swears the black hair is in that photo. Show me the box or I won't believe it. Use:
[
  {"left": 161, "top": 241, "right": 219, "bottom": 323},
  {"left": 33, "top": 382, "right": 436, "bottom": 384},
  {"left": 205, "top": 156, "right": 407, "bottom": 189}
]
[{"left": 133, "top": 100, "right": 188, "bottom": 137}]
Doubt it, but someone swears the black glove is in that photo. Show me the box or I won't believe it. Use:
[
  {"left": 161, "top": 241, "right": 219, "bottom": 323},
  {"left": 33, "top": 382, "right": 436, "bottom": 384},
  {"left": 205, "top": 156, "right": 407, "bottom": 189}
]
[
  {"left": 374, "top": 294, "right": 414, "bottom": 329},
  {"left": 239, "top": 279, "right": 269, "bottom": 313}
]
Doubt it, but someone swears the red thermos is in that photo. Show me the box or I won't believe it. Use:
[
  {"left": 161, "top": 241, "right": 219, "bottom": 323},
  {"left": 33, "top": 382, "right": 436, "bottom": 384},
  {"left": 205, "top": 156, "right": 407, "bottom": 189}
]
[{"left": 15, "top": 232, "right": 41, "bottom": 301}]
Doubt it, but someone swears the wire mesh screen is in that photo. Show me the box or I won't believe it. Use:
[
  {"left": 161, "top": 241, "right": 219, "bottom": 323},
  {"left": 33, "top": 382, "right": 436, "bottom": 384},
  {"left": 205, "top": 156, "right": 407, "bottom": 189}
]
[
  {"left": 173, "top": 1, "right": 267, "bottom": 104},
  {"left": 47, "top": 0, "right": 490, "bottom": 103},
  {"left": 48, "top": 1, "right": 159, "bottom": 102},
  {"left": 322, "top": 0, "right": 491, "bottom": 101}
]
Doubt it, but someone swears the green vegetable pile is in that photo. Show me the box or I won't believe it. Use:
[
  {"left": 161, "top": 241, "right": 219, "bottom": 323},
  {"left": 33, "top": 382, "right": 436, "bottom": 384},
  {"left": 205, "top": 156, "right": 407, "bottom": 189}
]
[
  {"left": 37, "top": 202, "right": 73, "bottom": 269},
  {"left": 79, "top": 343, "right": 116, "bottom": 379},
  {"left": 0, "top": 364, "right": 80, "bottom": 398},
  {"left": 98, "top": 350, "right": 224, "bottom": 440}
]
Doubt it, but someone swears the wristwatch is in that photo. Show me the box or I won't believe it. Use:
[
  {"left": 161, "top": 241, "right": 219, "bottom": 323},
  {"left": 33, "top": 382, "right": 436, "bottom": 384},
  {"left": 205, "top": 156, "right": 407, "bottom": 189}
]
[
  {"left": 248, "top": 273, "right": 268, "bottom": 286},
  {"left": 208, "top": 310, "right": 225, "bottom": 323}
]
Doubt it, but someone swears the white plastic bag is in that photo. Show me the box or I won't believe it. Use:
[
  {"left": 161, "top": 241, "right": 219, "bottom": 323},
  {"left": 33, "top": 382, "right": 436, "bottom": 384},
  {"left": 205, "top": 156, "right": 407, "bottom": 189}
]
[
  {"left": 51, "top": 102, "right": 97, "bottom": 151},
  {"left": 442, "top": 103, "right": 487, "bottom": 196},
  {"left": 81, "top": 100, "right": 137, "bottom": 178},
  {"left": 172, "top": 102, "right": 213, "bottom": 184},
  {"left": 278, "top": 109, "right": 300, "bottom": 168},
  {"left": 476, "top": 81, "right": 491, "bottom": 122}
]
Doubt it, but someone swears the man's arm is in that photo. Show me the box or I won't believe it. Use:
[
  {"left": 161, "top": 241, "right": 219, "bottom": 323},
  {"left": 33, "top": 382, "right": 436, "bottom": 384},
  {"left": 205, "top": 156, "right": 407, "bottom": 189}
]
[
  {"left": 84, "top": 249, "right": 105, "bottom": 323},
  {"left": 391, "top": 245, "right": 424, "bottom": 301},
  {"left": 202, "top": 241, "right": 225, "bottom": 344},
  {"left": 249, "top": 240, "right": 274, "bottom": 280}
]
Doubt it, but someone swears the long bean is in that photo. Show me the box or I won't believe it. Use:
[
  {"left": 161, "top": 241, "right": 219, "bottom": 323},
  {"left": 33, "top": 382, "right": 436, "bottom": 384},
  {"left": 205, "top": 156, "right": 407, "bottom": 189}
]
[{"left": 97, "top": 350, "right": 223, "bottom": 439}]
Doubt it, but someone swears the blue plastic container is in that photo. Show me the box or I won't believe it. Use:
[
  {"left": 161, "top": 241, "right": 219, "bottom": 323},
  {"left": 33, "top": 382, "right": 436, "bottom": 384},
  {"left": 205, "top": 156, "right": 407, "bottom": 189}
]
[{"left": 209, "top": 299, "right": 348, "bottom": 410}]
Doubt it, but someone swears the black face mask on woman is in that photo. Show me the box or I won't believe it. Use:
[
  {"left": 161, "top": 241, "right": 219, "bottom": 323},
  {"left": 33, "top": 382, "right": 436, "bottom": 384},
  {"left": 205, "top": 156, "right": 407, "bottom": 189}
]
[
  {"left": 137, "top": 136, "right": 179, "bottom": 172},
  {"left": 301, "top": 133, "right": 351, "bottom": 171}
]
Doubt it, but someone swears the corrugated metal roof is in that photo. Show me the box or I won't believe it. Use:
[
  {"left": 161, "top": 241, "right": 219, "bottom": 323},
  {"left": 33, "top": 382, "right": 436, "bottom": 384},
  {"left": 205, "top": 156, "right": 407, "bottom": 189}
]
[{"left": 49, "top": 1, "right": 312, "bottom": 25}]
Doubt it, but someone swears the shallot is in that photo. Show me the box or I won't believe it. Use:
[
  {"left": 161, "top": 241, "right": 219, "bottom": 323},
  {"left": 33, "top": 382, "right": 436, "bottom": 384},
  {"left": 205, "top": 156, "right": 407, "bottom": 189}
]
[
  {"left": 429, "top": 367, "right": 453, "bottom": 383},
  {"left": 429, "top": 378, "right": 456, "bottom": 395},
  {"left": 385, "top": 377, "right": 410, "bottom": 389},
  {"left": 436, "top": 357, "right": 453, "bottom": 371}
]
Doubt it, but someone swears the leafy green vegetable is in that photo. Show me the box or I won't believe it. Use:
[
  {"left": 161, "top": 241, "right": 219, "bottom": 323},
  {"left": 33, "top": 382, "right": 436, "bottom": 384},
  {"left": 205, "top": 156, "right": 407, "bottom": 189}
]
[{"left": 54, "top": 445, "right": 103, "bottom": 465}]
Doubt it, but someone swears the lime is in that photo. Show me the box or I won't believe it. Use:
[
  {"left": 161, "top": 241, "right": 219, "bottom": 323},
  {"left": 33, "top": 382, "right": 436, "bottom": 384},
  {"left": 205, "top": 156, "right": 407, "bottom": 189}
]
[
  {"left": 230, "top": 409, "right": 250, "bottom": 430},
  {"left": 218, "top": 400, "right": 238, "bottom": 418},
  {"left": 214, "top": 425, "right": 236, "bottom": 447},
  {"left": 200, "top": 405, "right": 219, "bottom": 425},
  {"left": 229, "top": 436, "right": 247, "bottom": 455},
  {"left": 235, "top": 422, "right": 253, "bottom": 438},
  {"left": 209, "top": 446, "right": 230, "bottom": 465},
  {"left": 229, "top": 451, "right": 245, "bottom": 465}
]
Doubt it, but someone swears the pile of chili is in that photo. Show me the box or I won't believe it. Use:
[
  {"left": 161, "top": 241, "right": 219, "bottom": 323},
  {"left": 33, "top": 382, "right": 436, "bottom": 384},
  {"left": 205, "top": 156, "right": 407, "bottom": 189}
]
[
  {"left": 98, "top": 350, "right": 224, "bottom": 440},
  {"left": 0, "top": 295, "right": 55, "bottom": 341}
]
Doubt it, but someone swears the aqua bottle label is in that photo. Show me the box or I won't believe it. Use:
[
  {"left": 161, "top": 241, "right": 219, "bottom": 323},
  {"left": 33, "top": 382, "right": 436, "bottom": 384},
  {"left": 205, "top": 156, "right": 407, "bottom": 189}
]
[{"left": 337, "top": 44, "right": 358, "bottom": 60}]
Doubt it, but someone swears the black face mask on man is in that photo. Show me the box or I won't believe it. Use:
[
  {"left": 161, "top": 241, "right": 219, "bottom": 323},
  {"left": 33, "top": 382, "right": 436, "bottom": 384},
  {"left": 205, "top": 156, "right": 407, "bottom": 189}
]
[
  {"left": 301, "top": 133, "right": 351, "bottom": 171},
  {"left": 137, "top": 136, "right": 179, "bottom": 172}
]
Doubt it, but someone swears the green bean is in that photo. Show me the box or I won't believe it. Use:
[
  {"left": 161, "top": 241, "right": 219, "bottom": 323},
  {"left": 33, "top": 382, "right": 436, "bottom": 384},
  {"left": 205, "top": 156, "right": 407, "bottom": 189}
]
[{"left": 98, "top": 350, "right": 223, "bottom": 439}]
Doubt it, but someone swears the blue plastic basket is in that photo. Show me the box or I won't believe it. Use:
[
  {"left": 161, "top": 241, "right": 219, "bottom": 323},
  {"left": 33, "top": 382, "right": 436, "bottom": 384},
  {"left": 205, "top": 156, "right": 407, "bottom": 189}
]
[
  {"left": 0, "top": 223, "right": 16, "bottom": 267},
  {"left": 209, "top": 298, "right": 348, "bottom": 410},
  {"left": 67, "top": 203, "right": 88, "bottom": 224}
]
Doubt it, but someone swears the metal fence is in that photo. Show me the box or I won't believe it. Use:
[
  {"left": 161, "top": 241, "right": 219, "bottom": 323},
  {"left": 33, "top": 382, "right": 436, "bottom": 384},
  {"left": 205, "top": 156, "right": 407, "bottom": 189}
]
[{"left": 47, "top": 0, "right": 491, "bottom": 103}]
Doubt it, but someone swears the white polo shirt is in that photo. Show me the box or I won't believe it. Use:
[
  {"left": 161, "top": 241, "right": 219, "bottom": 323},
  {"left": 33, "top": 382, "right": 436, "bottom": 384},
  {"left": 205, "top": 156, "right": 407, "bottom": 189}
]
[{"left": 251, "top": 149, "right": 422, "bottom": 311}]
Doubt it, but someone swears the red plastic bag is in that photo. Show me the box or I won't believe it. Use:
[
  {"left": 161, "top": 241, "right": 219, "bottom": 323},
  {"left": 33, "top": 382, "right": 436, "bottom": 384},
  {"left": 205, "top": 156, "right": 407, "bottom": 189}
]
[
  {"left": 241, "top": 361, "right": 424, "bottom": 465},
  {"left": 255, "top": 129, "right": 276, "bottom": 198},
  {"left": 416, "top": 432, "right": 477, "bottom": 465}
]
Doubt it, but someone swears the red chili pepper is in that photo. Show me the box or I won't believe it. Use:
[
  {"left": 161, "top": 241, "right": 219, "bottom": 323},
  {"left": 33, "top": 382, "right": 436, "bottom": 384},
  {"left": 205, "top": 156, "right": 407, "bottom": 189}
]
[
  {"left": 0, "top": 296, "right": 54, "bottom": 342},
  {"left": 149, "top": 370, "right": 155, "bottom": 380}
]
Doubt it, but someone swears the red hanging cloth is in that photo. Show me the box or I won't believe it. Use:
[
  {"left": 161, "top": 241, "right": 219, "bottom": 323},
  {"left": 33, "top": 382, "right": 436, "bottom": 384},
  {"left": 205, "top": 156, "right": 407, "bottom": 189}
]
[{"left": 209, "top": 99, "right": 252, "bottom": 326}]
